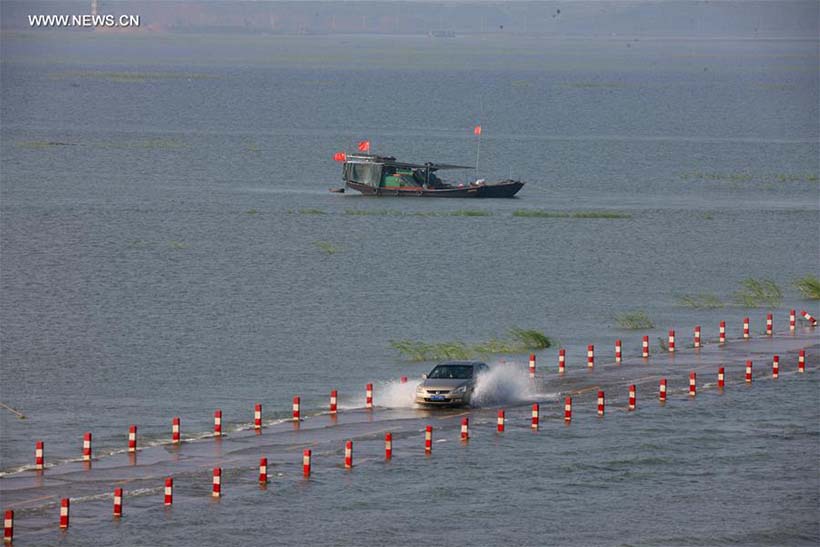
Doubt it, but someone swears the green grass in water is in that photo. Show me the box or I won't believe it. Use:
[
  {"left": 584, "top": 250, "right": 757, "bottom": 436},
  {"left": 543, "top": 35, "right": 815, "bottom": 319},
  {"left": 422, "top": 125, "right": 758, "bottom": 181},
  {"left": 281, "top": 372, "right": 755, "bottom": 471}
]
[
  {"left": 344, "top": 209, "right": 402, "bottom": 216},
  {"left": 168, "top": 240, "right": 188, "bottom": 250},
  {"left": 245, "top": 209, "right": 258, "bottom": 215},
  {"left": 512, "top": 209, "right": 631, "bottom": 219},
  {"left": 614, "top": 311, "right": 655, "bottom": 330},
  {"left": 733, "top": 278, "right": 782, "bottom": 308},
  {"left": 794, "top": 276, "right": 820, "bottom": 299},
  {"left": 298, "top": 208, "right": 326, "bottom": 215},
  {"left": 676, "top": 293, "right": 725, "bottom": 309},
  {"left": 314, "top": 241, "right": 339, "bottom": 255},
  {"left": 390, "top": 328, "right": 550, "bottom": 361}
]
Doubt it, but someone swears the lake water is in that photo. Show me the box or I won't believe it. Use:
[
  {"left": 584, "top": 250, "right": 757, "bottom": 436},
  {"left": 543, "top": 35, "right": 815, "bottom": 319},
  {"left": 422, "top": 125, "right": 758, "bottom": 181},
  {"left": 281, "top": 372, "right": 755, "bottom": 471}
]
[{"left": 1, "top": 32, "right": 818, "bottom": 545}]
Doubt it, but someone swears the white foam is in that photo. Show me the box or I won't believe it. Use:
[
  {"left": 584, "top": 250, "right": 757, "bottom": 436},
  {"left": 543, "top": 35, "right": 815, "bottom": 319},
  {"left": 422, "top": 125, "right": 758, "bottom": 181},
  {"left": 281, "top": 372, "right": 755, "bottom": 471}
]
[
  {"left": 471, "top": 362, "right": 542, "bottom": 406},
  {"left": 378, "top": 379, "right": 423, "bottom": 409}
]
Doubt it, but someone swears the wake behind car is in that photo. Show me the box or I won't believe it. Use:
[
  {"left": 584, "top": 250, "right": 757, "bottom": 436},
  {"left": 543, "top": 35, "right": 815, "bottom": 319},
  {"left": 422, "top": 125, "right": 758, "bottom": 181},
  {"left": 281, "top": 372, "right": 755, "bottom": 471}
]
[{"left": 415, "top": 361, "right": 489, "bottom": 407}]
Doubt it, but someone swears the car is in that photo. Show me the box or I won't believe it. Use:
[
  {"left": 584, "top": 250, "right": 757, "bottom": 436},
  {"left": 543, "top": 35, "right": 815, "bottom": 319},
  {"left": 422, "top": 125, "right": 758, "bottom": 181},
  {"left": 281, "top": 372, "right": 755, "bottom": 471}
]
[{"left": 414, "top": 361, "right": 489, "bottom": 407}]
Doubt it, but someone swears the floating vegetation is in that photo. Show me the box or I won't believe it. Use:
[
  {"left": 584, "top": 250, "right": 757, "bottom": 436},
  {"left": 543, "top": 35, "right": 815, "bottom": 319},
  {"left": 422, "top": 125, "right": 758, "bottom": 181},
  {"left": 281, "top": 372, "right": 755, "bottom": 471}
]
[
  {"left": 168, "top": 240, "right": 188, "bottom": 250},
  {"left": 128, "top": 239, "right": 151, "bottom": 249},
  {"left": 447, "top": 209, "right": 492, "bottom": 217},
  {"left": 614, "top": 311, "right": 655, "bottom": 330},
  {"left": 733, "top": 278, "right": 782, "bottom": 308},
  {"left": 562, "top": 82, "right": 625, "bottom": 89},
  {"left": 52, "top": 71, "right": 219, "bottom": 83},
  {"left": 512, "top": 209, "right": 631, "bottom": 219},
  {"left": 344, "top": 209, "right": 403, "bottom": 217},
  {"left": 297, "top": 208, "right": 326, "bottom": 215},
  {"left": 314, "top": 241, "right": 339, "bottom": 255},
  {"left": 676, "top": 293, "right": 725, "bottom": 309},
  {"left": 390, "top": 328, "right": 551, "bottom": 361},
  {"left": 245, "top": 209, "right": 258, "bottom": 215},
  {"left": 794, "top": 275, "right": 820, "bottom": 300},
  {"left": 18, "top": 141, "right": 76, "bottom": 148},
  {"left": 680, "top": 172, "right": 818, "bottom": 184},
  {"left": 137, "top": 138, "right": 185, "bottom": 150}
]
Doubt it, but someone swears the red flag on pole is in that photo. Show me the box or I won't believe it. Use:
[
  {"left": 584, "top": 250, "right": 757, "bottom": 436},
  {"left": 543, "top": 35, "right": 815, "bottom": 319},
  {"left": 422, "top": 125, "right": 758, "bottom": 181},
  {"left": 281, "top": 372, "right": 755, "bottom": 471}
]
[
  {"left": 473, "top": 125, "right": 482, "bottom": 135},
  {"left": 333, "top": 152, "right": 346, "bottom": 162},
  {"left": 357, "top": 140, "right": 371, "bottom": 152}
]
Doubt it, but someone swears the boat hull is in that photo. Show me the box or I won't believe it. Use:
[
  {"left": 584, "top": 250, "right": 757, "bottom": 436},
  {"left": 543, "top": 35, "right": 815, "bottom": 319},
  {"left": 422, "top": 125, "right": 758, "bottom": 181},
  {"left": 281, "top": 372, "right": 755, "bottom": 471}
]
[{"left": 345, "top": 180, "right": 524, "bottom": 198}]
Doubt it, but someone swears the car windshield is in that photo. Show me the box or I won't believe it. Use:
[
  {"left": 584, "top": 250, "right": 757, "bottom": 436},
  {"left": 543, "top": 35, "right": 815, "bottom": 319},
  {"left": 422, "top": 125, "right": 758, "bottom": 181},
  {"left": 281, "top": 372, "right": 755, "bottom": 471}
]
[{"left": 428, "top": 365, "right": 473, "bottom": 379}]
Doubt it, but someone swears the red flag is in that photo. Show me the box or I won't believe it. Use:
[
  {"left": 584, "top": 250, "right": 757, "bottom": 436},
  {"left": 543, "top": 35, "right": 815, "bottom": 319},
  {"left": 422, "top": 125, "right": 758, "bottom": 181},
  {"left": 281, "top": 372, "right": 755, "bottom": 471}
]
[
  {"left": 333, "top": 152, "right": 346, "bottom": 162},
  {"left": 473, "top": 125, "right": 482, "bottom": 136},
  {"left": 357, "top": 140, "right": 371, "bottom": 152}
]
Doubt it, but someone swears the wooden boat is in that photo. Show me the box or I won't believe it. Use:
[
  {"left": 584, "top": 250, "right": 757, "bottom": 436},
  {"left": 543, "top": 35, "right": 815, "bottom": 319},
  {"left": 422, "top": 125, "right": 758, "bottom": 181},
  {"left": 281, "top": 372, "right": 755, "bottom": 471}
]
[{"left": 336, "top": 154, "right": 525, "bottom": 198}]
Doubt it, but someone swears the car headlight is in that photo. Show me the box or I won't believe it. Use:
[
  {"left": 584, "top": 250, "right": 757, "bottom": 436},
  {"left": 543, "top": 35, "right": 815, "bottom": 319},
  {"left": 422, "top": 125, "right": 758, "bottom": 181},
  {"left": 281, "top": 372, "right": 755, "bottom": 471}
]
[
  {"left": 452, "top": 385, "right": 467, "bottom": 395},
  {"left": 415, "top": 385, "right": 425, "bottom": 394}
]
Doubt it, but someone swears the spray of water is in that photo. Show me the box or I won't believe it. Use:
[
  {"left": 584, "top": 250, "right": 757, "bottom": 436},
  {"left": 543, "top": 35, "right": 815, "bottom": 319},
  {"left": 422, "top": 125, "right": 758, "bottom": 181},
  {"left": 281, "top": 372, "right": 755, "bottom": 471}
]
[{"left": 471, "top": 363, "right": 540, "bottom": 406}]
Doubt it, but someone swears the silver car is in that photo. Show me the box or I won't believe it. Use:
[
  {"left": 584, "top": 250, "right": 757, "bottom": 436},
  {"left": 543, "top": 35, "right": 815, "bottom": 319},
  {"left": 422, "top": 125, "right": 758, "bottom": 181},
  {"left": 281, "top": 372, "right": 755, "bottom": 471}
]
[{"left": 415, "top": 361, "right": 489, "bottom": 407}]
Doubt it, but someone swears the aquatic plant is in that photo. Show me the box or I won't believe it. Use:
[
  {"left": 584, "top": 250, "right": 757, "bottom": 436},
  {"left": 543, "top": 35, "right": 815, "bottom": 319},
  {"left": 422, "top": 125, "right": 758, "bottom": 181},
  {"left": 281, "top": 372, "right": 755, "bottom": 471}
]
[
  {"left": 732, "top": 278, "right": 782, "bottom": 308},
  {"left": 245, "top": 209, "right": 258, "bottom": 215},
  {"left": 298, "top": 208, "right": 326, "bottom": 215},
  {"left": 512, "top": 209, "right": 631, "bottom": 219},
  {"left": 314, "top": 241, "right": 339, "bottom": 255},
  {"left": 168, "top": 240, "right": 188, "bottom": 250},
  {"left": 676, "top": 293, "right": 725, "bottom": 309},
  {"left": 614, "top": 311, "right": 655, "bottom": 330},
  {"left": 390, "top": 328, "right": 550, "bottom": 361},
  {"left": 446, "top": 210, "right": 492, "bottom": 217},
  {"left": 344, "top": 209, "right": 402, "bottom": 216},
  {"left": 794, "top": 276, "right": 820, "bottom": 300}
]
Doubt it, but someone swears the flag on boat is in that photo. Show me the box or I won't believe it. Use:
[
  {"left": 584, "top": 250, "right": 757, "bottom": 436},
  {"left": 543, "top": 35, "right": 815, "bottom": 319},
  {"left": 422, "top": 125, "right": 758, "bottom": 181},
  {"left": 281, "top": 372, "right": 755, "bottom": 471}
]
[
  {"left": 473, "top": 125, "right": 482, "bottom": 135},
  {"left": 333, "top": 151, "right": 347, "bottom": 162},
  {"left": 357, "top": 140, "right": 371, "bottom": 152}
]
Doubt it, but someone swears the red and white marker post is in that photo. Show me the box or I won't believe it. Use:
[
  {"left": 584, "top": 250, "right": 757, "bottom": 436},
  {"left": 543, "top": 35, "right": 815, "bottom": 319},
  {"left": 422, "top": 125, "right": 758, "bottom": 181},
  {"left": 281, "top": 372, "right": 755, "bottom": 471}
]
[
  {"left": 59, "top": 498, "right": 69, "bottom": 529},
  {"left": 172, "top": 417, "right": 181, "bottom": 444},
  {"left": 212, "top": 467, "right": 222, "bottom": 498},
  {"left": 460, "top": 418, "right": 469, "bottom": 442},
  {"left": 529, "top": 354, "right": 536, "bottom": 378},
  {"left": 113, "top": 488, "right": 123, "bottom": 518},
  {"left": 344, "top": 440, "right": 353, "bottom": 468},
  {"left": 689, "top": 372, "right": 697, "bottom": 397},
  {"left": 259, "top": 457, "right": 268, "bottom": 484},
  {"left": 82, "top": 432, "right": 92, "bottom": 462},
  {"left": 718, "top": 367, "right": 725, "bottom": 389},
  {"left": 743, "top": 317, "right": 750, "bottom": 339},
  {"left": 292, "top": 397, "right": 301, "bottom": 421},
  {"left": 772, "top": 355, "right": 779, "bottom": 379},
  {"left": 798, "top": 349, "right": 805, "bottom": 373},
  {"left": 790, "top": 309, "right": 796, "bottom": 331},
  {"left": 385, "top": 433, "right": 393, "bottom": 460},
  {"left": 425, "top": 426, "right": 433, "bottom": 454},
  {"left": 719, "top": 321, "right": 726, "bottom": 344},
  {"left": 628, "top": 385, "right": 636, "bottom": 410},
  {"left": 693, "top": 326, "right": 701, "bottom": 349},
  {"left": 642, "top": 336, "right": 649, "bottom": 358},
  {"left": 532, "top": 403, "right": 540, "bottom": 430},
  {"left": 802, "top": 310, "right": 817, "bottom": 326},
  {"left": 587, "top": 345, "right": 594, "bottom": 368},
  {"left": 615, "top": 340, "right": 622, "bottom": 363},
  {"left": 766, "top": 313, "right": 773, "bottom": 336},
  {"left": 659, "top": 379, "right": 667, "bottom": 402},
  {"left": 597, "top": 391, "right": 605, "bottom": 417},
  {"left": 366, "top": 383, "right": 374, "bottom": 410},
  {"left": 164, "top": 477, "right": 173, "bottom": 506},
  {"left": 213, "top": 409, "right": 222, "bottom": 437},
  {"left": 128, "top": 425, "right": 137, "bottom": 453},
  {"left": 746, "top": 360, "right": 753, "bottom": 383},
  {"left": 558, "top": 349, "right": 566, "bottom": 373},
  {"left": 330, "top": 390, "right": 338, "bottom": 415},
  {"left": 493, "top": 410, "right": 504, "bottom": 432},
  {"left": 254, "top": 404, "right": 262, "bottom": 431},
  {"left": 564, "top": 397, "right": 572, "bottom": 422},
  {"left": 4, "top": 510, "right": 13, "bottom": 543},
  {"left": 668, "top": 330, "right": 676, "bottom": 353},
  {"left": 302, "top": 449, "right": 311, "bottom": 477},
  {"left": 35, "top": 440, "right": 44, "bottom": 470}
]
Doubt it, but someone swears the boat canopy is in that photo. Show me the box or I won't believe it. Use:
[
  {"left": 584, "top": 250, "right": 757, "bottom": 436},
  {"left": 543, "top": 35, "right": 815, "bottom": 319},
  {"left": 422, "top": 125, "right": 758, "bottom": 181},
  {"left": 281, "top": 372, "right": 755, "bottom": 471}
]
[{"left": 343, "top": 154, "right": 471, "bottom": 189}]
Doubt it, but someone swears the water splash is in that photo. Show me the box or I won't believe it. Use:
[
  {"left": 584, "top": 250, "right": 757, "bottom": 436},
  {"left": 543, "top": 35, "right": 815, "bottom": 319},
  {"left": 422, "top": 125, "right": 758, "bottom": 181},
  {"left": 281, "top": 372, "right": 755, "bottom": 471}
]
[{"left": 471, "top": 363, "right": 541, "bottom": 406}]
